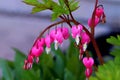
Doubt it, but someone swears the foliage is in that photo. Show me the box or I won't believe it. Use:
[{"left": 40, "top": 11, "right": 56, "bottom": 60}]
[
  {"left": 23, "top": 0, "right": 79, "bottom": 21},
  {"left": 90, "top": 35, "right": 120, "bottom": 80},
  {"left": 106, "top": 35, "right": 120, "bottom": 46},
  {"left": 0, "top": 38, "right": 85, "bottom": 80}
]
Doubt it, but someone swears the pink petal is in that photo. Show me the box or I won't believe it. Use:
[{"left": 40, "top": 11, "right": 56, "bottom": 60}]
[
  {"left": 83, "top": 57, "right": 94, "bottom": 68},
  {"left": 61, "top": 27, "right": 70, "bottom": 39},
  {"left": 96, "top": 7, "right": 104, "bottom": 18},
  {"left": 31, "top": 46, "right": 43, "bottom": 57},
  {"left": 45, "top": 35, "right": 52, "bottom": 48},
  {"left": 55, "top": 30, "right": 63, "bottom": 44},
  {"left": 81, "top": 32, "right": 90, "bottom": 44},
  {"left": 37, "top": 38, "right": 45, "bottom": 47},
  {"left": 85, "top": 68, "right": 92, "bottom": 78}
]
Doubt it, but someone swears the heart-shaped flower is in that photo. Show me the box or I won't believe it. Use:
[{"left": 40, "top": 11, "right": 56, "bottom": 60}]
[
  {"left": 31, "top": 46, "right": 43, "bottom": 57},
  {"left": 71, "top": 25, "right": 83, "bottom": 45},
  {"left": 82, "top": 57, "right": 94, "bottom": 68},
  {"left": 57, "top": 27, "right": 70, "bottom": 40},
  {"left": 37, "top": 38, "right": 45, "bottom": 47}
]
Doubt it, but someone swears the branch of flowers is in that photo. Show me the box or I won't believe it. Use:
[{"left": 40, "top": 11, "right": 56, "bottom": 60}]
[
  {"left": 52, "top": 11, "right": 104, "bottom": 65},
  {"left": 72, "top": 20, "right": 104, "bottom": 65},
  {"left": 27, "top": 20, "right": 70, "bottom": 57}
]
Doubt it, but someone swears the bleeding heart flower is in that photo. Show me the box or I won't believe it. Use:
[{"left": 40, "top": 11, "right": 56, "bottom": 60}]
[
  {"left": 37, "top": 38, "right": 45, "bottom": 47},
  {"left": 45, "top": 35, "right": 53, "bottom": 48},
  {"left": 57, "top": 27, "right": 70, "bottom": 39},
  {"left": 50, "top": 29, "right": 63, "bottom": 44},
  {"left": 50, "top": 29, "right": 64, "bottom": 50},
  {"left": 24, "top": 55, "right": 34, "bottom": 70},
  {"left": 31, "top": 46, "right": 43, "bottom": 57},
  {"left": 82, "top": 57, "right": 94, "bottom": 68},
  {"left": 71, "top": 25, "right": 83, "bottom": 45},
  {"left": 81, "top": 32, "right": 90, "bottom": 44}
]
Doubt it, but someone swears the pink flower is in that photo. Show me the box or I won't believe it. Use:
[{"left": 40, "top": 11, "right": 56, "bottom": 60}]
[
  {"left": 82, "top": 57, "right": 94, "bottom": 68},
  {"left": 37, "top": 38, "right": 45, "bottom": 47},
  {"left": 83, "top": 57, "right": 94, "bottom": 79},
  {"left": 27, "top": 54, "right": 34, "bottom": 63},
  {"left": 96, "top": 7, "right": 104, "bottom": 18},
  {"left": 88, "top": 16, "right": 99, "bottom": 27},
  {"left": 50, "top": 29, "right": 64, "bottom": 50},
  {"left": 85, "top": 68, "right": 93, "bottom": 78},
  {"left": 45, "top": 35, "right": 53, "bottom": 48},
  {"left": 71, "top": 25, "right": 83, "bottom": 45},
  {"left": 50, "top": 29, "right": 64, "bottom": 44},
  {"left": 57, "top": 27, "right": 70, "bottom": 39},
  {"left": 24, "top": 55, "right": 34, "bottom": 69},
  {"left": 71, "top": 25, "right": 83, "bottom": 38},
  {"left": 81, "top": 32, "right": 90, "bottom": 44},
  {"left": 31, "top": 46, "right": 43, "bottom": 57}
]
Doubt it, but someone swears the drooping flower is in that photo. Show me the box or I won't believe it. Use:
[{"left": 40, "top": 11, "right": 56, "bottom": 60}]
[
  {"left": 50, "top": 29, "right": 64, "bottom": 50},
  {"left": 83, "top": 57, "right": 94, "bottom": 79},
  {"left": 24, "top": 54, "right": 34, "bottom": 69},
  {"left": 31, "top": 46, "right": 43, "bottom": 57},
  {"left": 82, "top": 57, "right": 94, "bottom": 68},
  {"left": 57, "top": 27, "right": 70, "bottom": 40},
  {"left": 88, "top": 16, "right": 99, "bottom": 27},
  {"left": 71, "top": 25, "right": 83, "bottom": 45},
  {"left": 81, "top": 32, "right": 90, "bottom": 52},
  {"left": 37, "top": 38, "right": 45, "bottom": 47},
  {"left": 45, "top": 35, "right": 53, "bottom": 53},
  {"left": 81, "top": 32, "right": 90, "bottom": 44}
]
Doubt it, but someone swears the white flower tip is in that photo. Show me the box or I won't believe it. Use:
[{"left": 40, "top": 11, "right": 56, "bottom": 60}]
[
  {"left": 75, "top": 35, "right": 80, "bottom": 45},
  {"left": 86, "top": 78, "right": 89, "bottom": 80},
  {"left": 54, "top": 40, "right": 58, "bottom": 50},
  {"left": 45, "top": 47, "right": 51, "bottom": 54},
  {"left": 83, "top": 43, "right": 87, "bottom": 51}
]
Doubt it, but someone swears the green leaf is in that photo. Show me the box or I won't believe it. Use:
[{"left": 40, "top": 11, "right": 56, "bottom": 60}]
[
  {"left": 106, "top": 36, "right": 120, "bottom": 46},
  {"left": 13, "top": 48, "right": 39, "bottom": 80},
  {"left": 110, "top": 48, "right": 120, "bottom": 57},
  {"left": 32, "top": 6, "right": 47, "bottom": 14},
  {"left": 67, "top": 37, "right": 79, "bottom": 58},
  {"left": 23, "top": 0, "right": 41, "bottom": 6},
  {"left": 90, "top": 57, "right": 120, "bottom": 80},
  {"left": 0, "top": 59, "right": 14, "bottom": 80},
  {"left": 58, "top": 0, "right": 64, "bottom": 6},
  {"left": 64, "top": 69, "right": 76, "bottom": 80},
  {"left": 66, "top": 54, "right": 85, "bottom": 80},
  {"left": 51, "top": 12, "right": 62, "bottom": 21},
  {"left": 69, "top": 0, "right": 79, "bottom": 11}
]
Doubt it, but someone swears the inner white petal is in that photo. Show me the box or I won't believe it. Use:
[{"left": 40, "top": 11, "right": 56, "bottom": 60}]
[
  {"left": 86, "top": 78, "right": 89, "bottom": 80},
  {"left": 75, "top": 35, "right": 80, "bottom": 45},
  {"left": 83, "top": 43, "right": 87, "bottom": 51},
  {"left": 45, "top": 47, "right": 51, "bottom": 54},
  {"left": 54, "top": 40, "right": 59, "bottom": 50}
]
